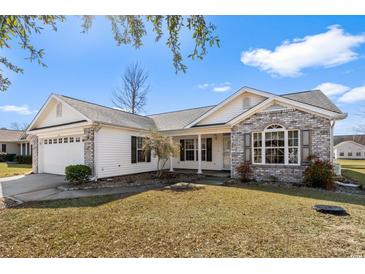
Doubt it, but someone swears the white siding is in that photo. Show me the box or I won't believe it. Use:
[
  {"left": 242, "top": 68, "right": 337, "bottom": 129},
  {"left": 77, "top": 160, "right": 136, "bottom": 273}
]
[
  {"left": 95, "top": 127, "right": 161, "bottom": 178},
  {"left": 197, "top": 93, "right": 265, "bottom": 125},
  {"left": 0, "top": 142, "right": 20, "bottom": 155},
  {"left": 171, "top": 134, "right": 224, "bottom": 170},
  {"left": 334, "top": 141, "right": 365, "bottom": 159},
  {"left": 35, "top": 98, "right": 85, "bottom": 128}
]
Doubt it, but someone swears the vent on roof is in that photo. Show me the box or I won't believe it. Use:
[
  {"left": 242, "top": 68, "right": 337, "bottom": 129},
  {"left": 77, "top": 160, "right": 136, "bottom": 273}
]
[
  {"left": 243, "top": 97, "right": 251, "bottom": 109},
  {"left": 56, "top": 102, "right": 62, "bottom": 117}
]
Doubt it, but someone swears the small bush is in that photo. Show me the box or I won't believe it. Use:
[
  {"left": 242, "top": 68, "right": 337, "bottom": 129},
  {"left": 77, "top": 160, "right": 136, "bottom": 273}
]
[
  {"left": 304, "top": 158, "right": 335, "bottom": 190},
  {"left": 65, "top": 165, "right": 92, "bottom": 184},
  {"left": 235, "top": 161, "right": 253, "bottom": 182},
  {"left": 16, "top": 155, "right": 32, "bottom": 164},
  {"left": 0, "top": 153, "right": 16, "bottom": 162}
]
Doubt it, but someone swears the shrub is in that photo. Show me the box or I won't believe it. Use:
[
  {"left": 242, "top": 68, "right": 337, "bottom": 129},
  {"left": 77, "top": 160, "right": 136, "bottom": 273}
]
[
  {"left": 304, "top": 158, "right": 335, "bottom": 190},
  {"left": 16, "top": 155, "right": 32, "bottom": 164},
  {"left": 65, "top": 165, "right": 92, "bottom": 184},
  {"left": 0, "top": 153, "right": 17, "bottom": 162},
  {"left": 235, "top": 161, "right": 252, "bottom": 182}
]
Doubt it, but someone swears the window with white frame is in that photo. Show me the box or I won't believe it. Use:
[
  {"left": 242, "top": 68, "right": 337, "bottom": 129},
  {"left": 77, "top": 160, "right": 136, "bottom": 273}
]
[
  {"left": 185, "top": 139, "right": 195, "bottom": 161},
  {"left": 252, "top": 124, "right": 300, "bottom": 165},
  {"left": 339, "top": 152, "right": 344, "bottom": 156},
  {"left": 356, "top": 152, "right": 361, "bottom": 157},
  {"left": 180, "top": 138, "right": 212, "bottom": 162}
]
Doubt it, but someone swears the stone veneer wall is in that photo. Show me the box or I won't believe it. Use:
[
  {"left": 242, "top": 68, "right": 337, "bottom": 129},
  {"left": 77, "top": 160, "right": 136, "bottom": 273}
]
[
  {"left": 231, "top": 109, "right": 331, "bottom": 183},
  {"left": 84, "top": 127, "right": 95, "bottom": 176},
  {"left": 31, "top": 136, "right": 38, "bottom": 173}
]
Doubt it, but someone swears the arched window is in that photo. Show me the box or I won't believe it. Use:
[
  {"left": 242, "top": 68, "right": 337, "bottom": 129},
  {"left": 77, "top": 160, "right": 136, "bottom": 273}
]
[
  {"left": 252, "top": 124, "right": 299, "bottom": 165},
  {"left": 265, "top": 124, "right": 284, "bottom": 130}
]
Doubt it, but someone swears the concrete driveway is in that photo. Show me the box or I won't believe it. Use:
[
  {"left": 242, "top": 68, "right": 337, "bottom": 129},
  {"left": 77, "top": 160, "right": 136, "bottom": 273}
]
[
  {"left": 0, "top": 174, "right": 66, "bottom": 202},
  {"left": 1, "top": 173, "right": 163, "bottom": 204}
]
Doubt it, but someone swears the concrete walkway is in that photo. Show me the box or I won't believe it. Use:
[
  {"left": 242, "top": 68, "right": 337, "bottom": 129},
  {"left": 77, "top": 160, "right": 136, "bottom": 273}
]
[{"left": 1, "top": 173, "right": 163, "bottom": 203}]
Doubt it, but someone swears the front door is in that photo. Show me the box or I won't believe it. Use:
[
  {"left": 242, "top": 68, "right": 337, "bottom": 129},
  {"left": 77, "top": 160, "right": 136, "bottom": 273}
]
[{"left": 223, "top": 133, "right": 231, "bottom": 170}]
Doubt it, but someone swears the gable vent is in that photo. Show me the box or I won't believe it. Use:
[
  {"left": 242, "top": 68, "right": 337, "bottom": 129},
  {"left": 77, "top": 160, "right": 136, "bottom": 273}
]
[{"left": 243, "top": 97, "right": 251, "bottom": 108}]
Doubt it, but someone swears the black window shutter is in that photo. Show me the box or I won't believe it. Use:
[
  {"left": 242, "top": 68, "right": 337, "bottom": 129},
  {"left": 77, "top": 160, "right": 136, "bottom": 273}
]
[
  {"left": 244, "top": 133, "right": 251, "bottom": 163},
  {"left": 180, "top": 140, "right": 185, "bottom": 161},
  {"left": 131, "top": 136, "right": 137, "bottom": 163},
  {"left": 301, "top": 130, "right": 311, "bottom": 164},
  {"left": 146, "top": 149, "right": 151, "bottom": 162},
  {"left": 206, "top": 138, "right": 212, "bottom": 162}
]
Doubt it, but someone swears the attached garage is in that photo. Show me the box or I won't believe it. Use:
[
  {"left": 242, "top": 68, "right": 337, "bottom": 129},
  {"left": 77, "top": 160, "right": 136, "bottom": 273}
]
[{"left": 40, "top": 135, "right": 84, "bottom": 175}]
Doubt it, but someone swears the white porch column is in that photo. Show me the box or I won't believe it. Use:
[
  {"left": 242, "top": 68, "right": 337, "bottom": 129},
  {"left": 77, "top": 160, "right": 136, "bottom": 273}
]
[
  {"left": 25, "top": 143, "right": 28, "bottom": 155},
  {"left": 197, "top": 134, "right": 202, "bottom": 174},
  {"left": 20, "top": 143, "right": 23, "bottom": 156},
  {"left": 169, "top": 136, "right": 174, "bottom": 172}
]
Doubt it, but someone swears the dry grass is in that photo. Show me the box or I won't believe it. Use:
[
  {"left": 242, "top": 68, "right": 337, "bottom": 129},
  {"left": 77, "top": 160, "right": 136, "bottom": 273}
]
[
  {"left": 0, "top": 163, "right": 32, "bottom": 178},
  {"left": 0, "top": 184, "right": 364, "bottom": 258},
  {"left": 338, "top": 159, "right": 365, "bottom": 185}
]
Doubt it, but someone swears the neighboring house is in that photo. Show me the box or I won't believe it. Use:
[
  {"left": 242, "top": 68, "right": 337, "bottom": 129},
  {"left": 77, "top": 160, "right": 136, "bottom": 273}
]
[
  {"left": 334, "top": 140, "right": 365, "bottom": 160},
  {"left": 26, "top": 86, "right": 346, "bottom": 183},
  {"left": 0, "top": 128, "right": 31, "bottom": 157}
]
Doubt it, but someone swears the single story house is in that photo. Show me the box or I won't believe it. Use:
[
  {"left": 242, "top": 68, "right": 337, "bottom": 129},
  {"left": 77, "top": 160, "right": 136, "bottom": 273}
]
[
  {"left": 0, "top": 128, "right": 31, "bottom": 157},
  {"left": 26, "top": 86, "right": 346, "bottom": 183},
  {"left": 334, "top": 140, "right": 365, "bottom": 160}
]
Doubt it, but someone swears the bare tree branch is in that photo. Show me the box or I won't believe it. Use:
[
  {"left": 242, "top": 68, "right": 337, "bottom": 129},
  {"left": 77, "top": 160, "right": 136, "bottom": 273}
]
[{"left": 112, "top": 62, "right": 149, "bottom": 114}]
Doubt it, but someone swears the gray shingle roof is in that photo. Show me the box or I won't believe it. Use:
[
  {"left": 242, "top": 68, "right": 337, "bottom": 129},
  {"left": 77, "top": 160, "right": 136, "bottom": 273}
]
[
  {"left": 334, "top": 135, "right": 365, "bottom": 146},
  {"left": 56, "top": 95, "right": 157, "bottom": 130},
  {"left": 0, "top": 129, "right": 24, "bottom": 142},
  {"left": 54, "top": 88, "right": 342, "bottom": 131},
  {"left": 148, "top": 106, "right": 215, "bottom": 131},
  {"left": 280, "top": 90, "right": 342, "bottom": 114}
]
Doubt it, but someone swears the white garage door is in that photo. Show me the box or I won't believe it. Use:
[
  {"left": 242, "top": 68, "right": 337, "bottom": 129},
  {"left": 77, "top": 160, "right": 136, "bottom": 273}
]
[{"left": 42, "top": 136, "right": 84, "bottom": 175}]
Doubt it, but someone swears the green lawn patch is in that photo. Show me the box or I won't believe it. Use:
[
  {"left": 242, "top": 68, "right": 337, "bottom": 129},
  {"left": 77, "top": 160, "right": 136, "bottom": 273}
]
[
  {"left": 1, "top": 184, "right": 364, "bottom": 257},
  {"left": 338, "top": 159, "right": 365, "bottom": 186},
  {"left": 0, "top": 162, "right": 32, "bottom": 178}
]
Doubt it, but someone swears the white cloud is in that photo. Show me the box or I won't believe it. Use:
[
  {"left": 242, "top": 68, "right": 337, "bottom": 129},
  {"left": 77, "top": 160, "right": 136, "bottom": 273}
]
[
  {"left": 314, "top": 82, "right": 350, "bottom": 97},
  {"left": 197, "top": 82, "right": 231, "bottom": 92},
  {"left": 0, "top": 105, "right": 34, "bottom": 115},
  {"left": 213, "top": 85, "right": 231, "bottom": 92},
  {"left": 241, "top": 25, "right": 365, "bottom": 77},
  {"left": 338, "top": 86, "right": 365, "bottom": 103}
]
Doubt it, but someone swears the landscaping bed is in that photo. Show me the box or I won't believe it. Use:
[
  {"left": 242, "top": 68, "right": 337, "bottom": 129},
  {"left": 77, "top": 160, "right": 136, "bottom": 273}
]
[{"left": 60, "top": 171, "right": 202, "bottom": 190}]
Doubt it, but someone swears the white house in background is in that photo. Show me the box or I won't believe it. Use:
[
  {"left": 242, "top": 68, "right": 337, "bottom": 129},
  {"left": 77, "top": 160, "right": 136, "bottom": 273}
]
[
  {"left": 334, "top": 140, "right": 365, "bottom": 160},
  {"left": 0, "top": 128, "right": 31, "bottom": 157},
  {"left": 26, "top": 86, "right": 346, "bottom": 183}
]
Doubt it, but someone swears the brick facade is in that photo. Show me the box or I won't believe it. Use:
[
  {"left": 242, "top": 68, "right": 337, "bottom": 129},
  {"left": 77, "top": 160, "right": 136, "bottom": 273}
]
[
  {"left": 231, "top": 109, "right": 331, "bottom": 183},
  {"left": 31, "top": 136, "right": 38, "bottom": 173},
  {"left": 84, "top": 127, "right": 96, "bottom": 176}
]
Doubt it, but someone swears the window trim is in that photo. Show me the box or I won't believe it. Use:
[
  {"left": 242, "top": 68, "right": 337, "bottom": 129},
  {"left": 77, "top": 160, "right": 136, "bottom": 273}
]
[
  {"left": 131, "top": 136, "right": 151, "bottom": 164},
  {"left": 180, "top": 137, "right": 212, "bottom": 162},
  {"left": 1, "top": 144, "right": 6, "bottom": 153},
  {"left": 252, "top": 124, "right": 300, "bottom": 166}
]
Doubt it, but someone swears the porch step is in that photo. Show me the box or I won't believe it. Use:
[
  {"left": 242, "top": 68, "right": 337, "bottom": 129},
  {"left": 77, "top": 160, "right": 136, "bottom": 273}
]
[{"left": 203, "top": 172, "right": 230, "bottom": 179}]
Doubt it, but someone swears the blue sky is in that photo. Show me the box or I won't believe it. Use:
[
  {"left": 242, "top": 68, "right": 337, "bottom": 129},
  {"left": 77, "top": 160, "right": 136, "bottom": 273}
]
[{"left": 1, "top": 16, "right": 365, "bottom": 134}]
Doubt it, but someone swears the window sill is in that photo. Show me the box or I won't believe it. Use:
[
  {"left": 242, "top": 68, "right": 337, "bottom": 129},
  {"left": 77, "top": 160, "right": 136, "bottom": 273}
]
[{"left": 252, "top": 164, "right": 302, "bottom": 168}]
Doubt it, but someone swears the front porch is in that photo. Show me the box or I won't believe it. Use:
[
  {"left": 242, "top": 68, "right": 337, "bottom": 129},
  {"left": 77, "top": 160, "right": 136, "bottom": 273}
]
[
  {"left": 173, "top": 168, "right": 231, "bottom": 178},
  {"left": 167, "top": 131, "right": 232, "bottom": 175}
]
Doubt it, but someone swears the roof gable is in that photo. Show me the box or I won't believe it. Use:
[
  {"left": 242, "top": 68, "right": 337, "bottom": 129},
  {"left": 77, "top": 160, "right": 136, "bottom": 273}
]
[
  {"left": 334, "top": 140, "right": 365, "bottom": 150},
  {"left": 196, "top": 92, "right": 267, "bottom": 126}
]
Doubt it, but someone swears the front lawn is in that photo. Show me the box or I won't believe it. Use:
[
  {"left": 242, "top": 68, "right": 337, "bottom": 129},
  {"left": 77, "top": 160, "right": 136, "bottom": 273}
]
[
  {"left": 338, "top": 159, "right": 365, "bottom": 185},
  {"left": 0, "top": 184, "right": 364, "bottom": 257},
  {"left": 0, "top": 162, "right": 32, "bottom": 178}
]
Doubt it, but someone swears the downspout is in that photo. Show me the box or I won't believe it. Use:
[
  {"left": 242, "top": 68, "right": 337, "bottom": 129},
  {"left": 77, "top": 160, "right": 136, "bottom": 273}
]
[{"left": 330, "top": 119, "right": 335, "bottom": 164}]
